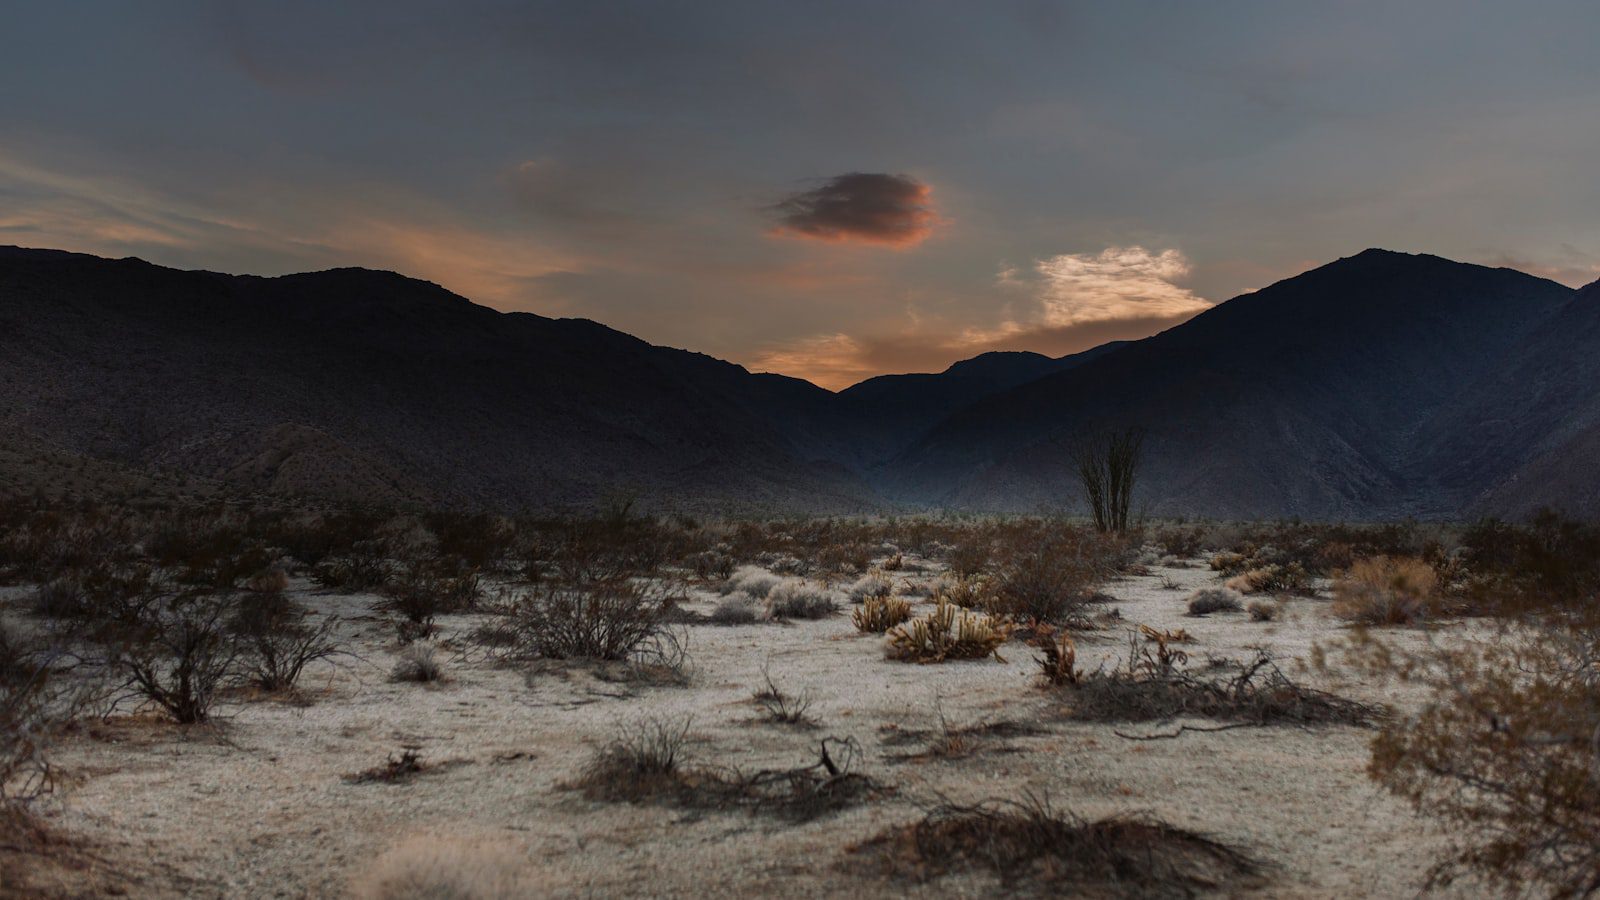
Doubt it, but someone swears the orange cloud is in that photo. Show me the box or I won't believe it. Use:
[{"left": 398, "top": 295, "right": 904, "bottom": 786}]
[
  {"left": 767, "top": 172, "right": 937, "bottom": 247},
  {"left": 749, "top": 245, "right": 1212, "bottom": 390}
]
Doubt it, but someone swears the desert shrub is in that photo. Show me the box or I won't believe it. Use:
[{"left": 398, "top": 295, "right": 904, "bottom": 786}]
[
  {"left": 723, "top": 565, "right": 781, "bottom": 600},
  {"left": 230, "top": 596, "right": 345, "bottom": 691},
  {"left": 244, "top": 568, "right": 289, "bottom": 594},
  {"left": 346, "top": 747, "right": 430, "bottom": 784},
  {"left": 707, "top": 595, "right": 766, "bottom": 625},
  {"left": 1459, "top": 511, "right": 1600, "bottom": 612},
  {"left": 847, "top": 571, "right": 894, "bottom": 603},
  {"left": 886, "top": 601, "right": 1011, "bottom": 664},
  {"left": 1225, "top": 562, "right": 1311, "bottom": 595},
  {"left": 349, "top": 836, "right": 532, "bottom": 900},
  {"left": 1154, "top": 526, "right": 1206, "bottom": 559},
  {"left": 509, "top": 578, "right": 671, "bottom": 661},
  {"left": 858, "top": 794, "right": 1257, "bottom": 895},
  {"left": 1186, "top": 587, "right": 1243, "bottom": 616},
  {"left": 30, "top": 576, "right": 87, "bottom": 619},
  {"left": 985, "top": 532, "right": 1105, "bottom": 624},
  {"left": 944, "top": 540, "right": 991, "bottom": 577},
  {"left": 689, "top": 549, "right": 735, "bottom": 581},
  {"left": 105, "top": 594, "right": 240, "bottom": 724},
  {"left": 853, "top": 596, "right": 912, "bottom": 633},
  {"left": 1034, "top": 630, "right": 1082, "bottom": 686},
  {"left": 1209, "top": 551, "right": 1254, "bottom": 576},
  {"left": 312, "top": 541, "right": 391, "bottom": 593},
  {"left": 390, "top": 644, "right": 445, "bottom": 683},
  {"left": 1062, "top": 641, "right": 1380, "bottom": 728},
  {"left": 1350, "top": 610, "right": 1600, "bottom": 895},
  {"left": 766, "top": 581, "right": 838, "bottom": 620},
  {"left": 752, "top": 668, "right": 813, "bottom": 725},
  {"left": 576, "top": 719, "right": 878, "bottom": 822},
  {"left": 931, "top": 574, "right": 990, "bottom": 609},
  {"left": 1332, "top": 556, "right": 1438, "bottom": 625},
  {"left": 1, "top": 626, "right": 81, "bottom": 807},
  {"left": 377, "top": 560, "right": 482, "bottom": 639},
  {"left": 1248, "top": 600, "right": 1281, "bottom": 622}
]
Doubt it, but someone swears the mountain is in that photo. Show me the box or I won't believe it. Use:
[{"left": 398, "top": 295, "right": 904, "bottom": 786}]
[
  {"left": 4, "top": 245, "right": 1599, "bottom": 519},
  {"left": 884, "top": 250, "right": 1585, "bottom": 519},
  {"left": 0, "top": 247, "right": 881, "bottom": 513}
]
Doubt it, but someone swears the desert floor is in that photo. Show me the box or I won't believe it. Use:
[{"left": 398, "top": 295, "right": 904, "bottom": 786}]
[{"left": 13, "top": 559, "right": 1470, "bottom": 898}]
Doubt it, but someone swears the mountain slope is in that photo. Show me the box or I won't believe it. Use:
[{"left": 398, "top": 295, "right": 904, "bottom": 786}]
[
  {"left": 0, "top": 247, "right": 877, "bottom": 513},
  {"left": 885, "top": 250, "right": 1579, "bottom": 519}
]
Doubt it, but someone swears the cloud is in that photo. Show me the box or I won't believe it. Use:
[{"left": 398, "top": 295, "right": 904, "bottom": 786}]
[
  {"left": 748, "top": 245, "right": 1212, "bottom": 389},
  {"left": 768, "top": 172, "right": 937, "bottom": 247}
]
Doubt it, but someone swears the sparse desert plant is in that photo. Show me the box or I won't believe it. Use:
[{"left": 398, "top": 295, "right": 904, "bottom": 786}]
[
  {"left": 1332, "top": 556, "right": 1438, "bottom": 625},
  {"left": 1349, "top": 609, "right": 1600, "bottom": 895},
  {"left": 708, "top": 595, "right": 766, "bottom": 625},
  {"left": 1248, "top": 600, "right": 1281, "bottom": 622},
  {"left": 377, "top": 561, "right": 482, "bottom": 640},
  {"left": 245, "top": 567, "right": 289, "bottom": 594},
  {"left": 722, "top": 565, "right": 781, "bottom": 599},
  {"left": 1227, "top": 562, "right": 1311, "bottom": 595},
  {"left": 231, "top": 596, "right": 346, "bottom": 691},
  {"left": 985, "top": 532, "right": 1106, "bottom": 624},
  {"left": 105, "top": 593, "right": 240, "bottom": 724},
  {"left": 689, "top": 549, "right": 735, "bottom": 581},
  {"left": 349, "top": 835, "right": 532, "bottom": 900},
  {"left": 30, "top": 576, "right": 87, "bottom": 618},
  {"left": 752, "top": 667, "right": 813, "bottom": 725},
  {"left": 510, "top": 578, "right": 671, "bottom": 660},
  {"left": 346, "top": 747, "right": 429, "bottom": 784},
  {"left": 853, "top": 596, "right": 913, "bottom": 633},
  {"left": 858, "top": 793, "right": 1257, "bottom": 894},
  {"left": 1075, "top": 427, "right": 1144, "bottom": 533},
  {"left": 766, "top": 580, "right": 838, "bottom": 620},
  {"left": 886, "top": 601, "right": 1011, "bottom": 663},
  {"left": 945, "top": 540, "right": 991, "bottom": 577},
  {"left": 847, "top": 571, "right": 894, "bottom": 603},
  {"left": 1209, "top": 551, "right": 1254, "bottom": 576},
  {"left": 1034, "top": 630, "right": 1082, "bottom": 686},
  {"left": 1186, "top": 586, "right": 1244, "bottom": 616},
  {"left": 1, "top": 626, "right": 84, "bottom": 808},
  {"left": 931, "top": 574, "right": 990, "bottom": 609},
  {"left": 577, "top": 716, "right": 692, "bottom": 802},
  {"left": 390, "top": 644, "right": 445, "bottom": 683}
]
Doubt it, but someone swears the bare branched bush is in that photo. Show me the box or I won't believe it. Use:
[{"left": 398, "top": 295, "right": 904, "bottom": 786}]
[
  {"left": 1347, "top": 612, "right": 1600, "bottom": 896},
  {"left": 1186, "top": 587, "right": 1244, "bottom": 616},
  {"left": 752, "top": 667, "right": 813, "bottom": 726},
  {"left": 1332, "top": 556, "right": 1438, "bottom": 625},
  {"left": 1075, "top": 427, "right": 1144, "bottom": 533},
  {"left": 886, "top": 601, "right": 1011, "bottom": 664},
  {"left": 986, "top": 532, "right": 1106, "bottom": 625},
  {"left": 858, "top": 793, "right": 1257, "bottom": 896},
  {"left": 1, "top": 626, "right": 85, "bottom": 809},
  {"left": 510, "top": 578, "right": 671, "bottom": 661},
  {"left": 230, "top": 596, "right": 345, "bottom": 691},
  {"left": 853, "top": 596, "right": 912, "bottom": 633},
  {"left": 105, "top": 594, "right": 240, "bottom": 724}
]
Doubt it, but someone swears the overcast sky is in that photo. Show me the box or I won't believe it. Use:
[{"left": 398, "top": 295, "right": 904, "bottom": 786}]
[{"left": 4, "top": 1, "right": 1599, "bottom": 388}]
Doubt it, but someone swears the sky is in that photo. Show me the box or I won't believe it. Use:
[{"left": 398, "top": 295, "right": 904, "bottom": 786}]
[{"left": 3, "top": 1, "right": 1600, "bottom": 389}]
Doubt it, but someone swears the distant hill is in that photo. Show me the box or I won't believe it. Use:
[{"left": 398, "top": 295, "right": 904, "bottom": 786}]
[{"left": 2, "top": 245, "right": 1598, "bottom": 519}]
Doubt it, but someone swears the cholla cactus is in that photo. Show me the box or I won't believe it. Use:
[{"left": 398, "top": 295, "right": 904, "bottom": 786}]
[
  {"left": 852, "top": 596, "right": 912, "bottom": 633},
  {"left": 886, "top": 601, "right": 1010, "bottom": 663}
]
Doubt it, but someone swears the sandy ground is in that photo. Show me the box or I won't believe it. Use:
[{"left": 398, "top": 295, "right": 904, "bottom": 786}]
[{"left": 14, "top": 560, "right": 1471, "bottom": 898}]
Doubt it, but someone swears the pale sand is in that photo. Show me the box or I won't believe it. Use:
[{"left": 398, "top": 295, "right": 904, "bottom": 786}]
[{"left": 25, "top": 561, "right": 1470, "bottom": 898}]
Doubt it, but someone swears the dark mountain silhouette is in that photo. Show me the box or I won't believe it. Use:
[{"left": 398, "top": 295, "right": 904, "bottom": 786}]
[
  {"left": 884, "top": 250, "right": 1588, "bottom": 519},
  {"left": 2, "top": 245, "right": 1598, "bottom": 518}
]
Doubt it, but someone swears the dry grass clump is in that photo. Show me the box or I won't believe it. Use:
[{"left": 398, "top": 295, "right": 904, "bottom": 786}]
[
  {"left": 390, "top": 644, "right": 445, "bottom": 683},
  {"left": 1332, "top": 556, "right": 1438, "bottom": 625},
  {"left": 707, "top": 594, "right": 766, "bottom": 625},
  {"left": 752, "top": 667, "right": 813, "bottom": 726},
  {"left": 723, "top": 565, "right": 781, "bottom": 599},
  {"left": 1185, "top": 587, "right": 1243, "bottom": 616},
  {"left": 766, "top": 580, "right": 838, "bottom": 620},
  {"left": 847, "top": 571, "right": 895, "bottom": 603},
  {"left": 853, "top": 596, "right": 913, "bottom": 633},
  {"left": 349, "top": 835, "right": 533, "bottom": 899},
  {"left": 857, "top": 794, "right": 1258, "bottom": 897},
  {"left": 1225, "top": 563, "right": 1311, "bottom": 595},
  {"left": 1248, "top": 600, "right": 1281, "bottom": 622},
  {"left": 886, "top": 601, "right": 1011, "bottom": 664},
  {"left": 575, "top": 719, "right": 881, "bottom": 822}
]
